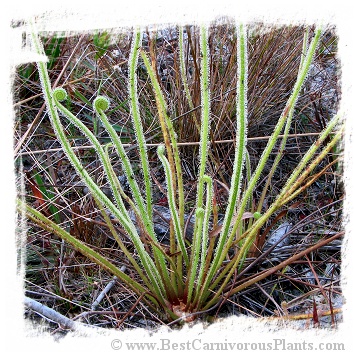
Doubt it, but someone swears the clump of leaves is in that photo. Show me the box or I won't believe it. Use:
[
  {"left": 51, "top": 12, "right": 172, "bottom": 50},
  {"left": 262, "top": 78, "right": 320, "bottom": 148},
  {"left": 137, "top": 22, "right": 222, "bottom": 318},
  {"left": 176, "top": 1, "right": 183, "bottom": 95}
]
[{"left": 18, "top": 21, "right": 343, "bottom": 324}]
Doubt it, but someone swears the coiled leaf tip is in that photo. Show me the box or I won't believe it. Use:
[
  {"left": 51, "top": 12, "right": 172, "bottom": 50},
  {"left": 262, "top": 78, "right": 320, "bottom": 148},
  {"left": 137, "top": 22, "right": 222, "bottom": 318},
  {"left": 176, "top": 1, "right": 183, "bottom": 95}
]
[
  {"left": 94, "top": 96, "right": 110, "bottom": 112},
  {"left": 253, "top": 211, "right": 262, "bottom": 219},
  {"left": 157, "top": 145, "right": 165, "bottom": 156},
  {"left": 53, "top": 87, "right": 67, "bottom": 102}
]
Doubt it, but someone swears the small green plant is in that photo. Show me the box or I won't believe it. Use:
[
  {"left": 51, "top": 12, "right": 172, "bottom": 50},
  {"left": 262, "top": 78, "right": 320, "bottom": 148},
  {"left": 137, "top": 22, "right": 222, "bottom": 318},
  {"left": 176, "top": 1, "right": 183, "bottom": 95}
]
[
  {"left": 18, "top": 21, "right": 343, "bottom": 323},
  {"left": 28, "top": 170, "right": 61, "bottom": 224},
  {"left": 93, "top": 31, "right": 111, "bottom": 61}
]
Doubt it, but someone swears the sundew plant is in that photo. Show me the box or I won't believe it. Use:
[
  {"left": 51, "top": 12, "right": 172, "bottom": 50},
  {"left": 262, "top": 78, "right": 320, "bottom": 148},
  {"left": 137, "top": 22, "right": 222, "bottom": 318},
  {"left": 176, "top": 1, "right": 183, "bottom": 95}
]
[{"left": 18, "top": 21, "right": 344, "bottom": 324}]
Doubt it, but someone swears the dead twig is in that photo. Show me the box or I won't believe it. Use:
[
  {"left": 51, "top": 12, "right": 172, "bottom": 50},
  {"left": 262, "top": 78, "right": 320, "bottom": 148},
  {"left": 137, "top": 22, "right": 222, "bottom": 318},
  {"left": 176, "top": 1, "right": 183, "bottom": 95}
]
[
  {"left": 91, "top": 266, "right": 126, "bottom": 310},
  {"left": 24, "top": 296, "right": 94, "bottom": 331}
]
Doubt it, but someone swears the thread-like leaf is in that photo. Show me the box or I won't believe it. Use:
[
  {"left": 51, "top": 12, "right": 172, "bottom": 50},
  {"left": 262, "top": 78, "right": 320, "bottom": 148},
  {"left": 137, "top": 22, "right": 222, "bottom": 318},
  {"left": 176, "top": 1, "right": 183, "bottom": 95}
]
[
  {"left": 217, "top": 23, "right": 248, "bottom": 259},
  {"left": 196, "top": 24, "right": 211, "bottom": 209},
  {"left": 197, "top": 23, "right": 248, "bottom": 302},
  {"left": 93, "top": 95, "right": 156, "bottom": 239},
  {"left": 191, "top": 175, "right": 213, "bottom": 308},
  {"left": 157, "top": 145, "right": 189, "bottom": 266},
  {"left": 128, "top": 29, "right": 153, "bottom": 221},
  {"left": 140, "top": 50, "right": 185, "bottom": 228}
]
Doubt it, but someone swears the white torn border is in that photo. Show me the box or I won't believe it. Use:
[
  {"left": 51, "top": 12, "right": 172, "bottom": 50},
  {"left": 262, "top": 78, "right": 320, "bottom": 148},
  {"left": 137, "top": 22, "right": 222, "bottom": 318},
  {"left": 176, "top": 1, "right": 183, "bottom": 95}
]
[{"left": 2, "top": 0, "right": 354, "bottom": 355}]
